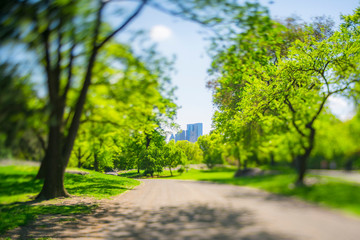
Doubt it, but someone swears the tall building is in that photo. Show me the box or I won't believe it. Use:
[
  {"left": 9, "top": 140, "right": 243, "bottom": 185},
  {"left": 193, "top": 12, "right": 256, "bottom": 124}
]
[
  {"left": 169, "top": 134, "right": 175, "bottom": 141},
  {"left": 175, "top": 130, "right": 186, "bottom": 142},
  {"left": 186, "top": 123, "right": 203, "bottom": 142},
  {"left": 172, "top": 123, "right": 203, "bottom": 143}
]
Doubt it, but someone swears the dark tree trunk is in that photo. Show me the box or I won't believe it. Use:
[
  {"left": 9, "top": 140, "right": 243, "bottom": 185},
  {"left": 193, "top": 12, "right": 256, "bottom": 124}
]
[
  {"left": 270, "top": 152, "right": 275, "bottom": 166},
  {"left": 94, "top": 152, "right": 99, "bottom": 172},
  {"left": 169, "top": 167, "right": 173, "bottom": 176},
  {"left": 296, "top": 127, "right": 315, "bottom": 186},
  {"left": 35, "top": 154, "right": 47, "bottom": 179},
  {"left": 76, "top": 148, "right": 85, "bottom": 169},
  {"left": 36, "top": 123, "right": 70, "bottom": 199}
]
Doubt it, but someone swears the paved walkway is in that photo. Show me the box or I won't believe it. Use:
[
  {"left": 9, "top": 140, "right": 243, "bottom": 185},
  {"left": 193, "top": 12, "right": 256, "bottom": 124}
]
[
  {"left": 4, "top": 179, "right": 360, "bottom": 239},
  {"left": 309, "top": 170, "right": 360, "bottom": 183}
]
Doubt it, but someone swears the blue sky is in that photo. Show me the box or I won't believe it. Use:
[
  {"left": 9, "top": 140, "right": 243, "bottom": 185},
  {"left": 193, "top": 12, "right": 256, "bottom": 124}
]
[{"left": 123, "top": 0, "right": 360, "bottom": 135}]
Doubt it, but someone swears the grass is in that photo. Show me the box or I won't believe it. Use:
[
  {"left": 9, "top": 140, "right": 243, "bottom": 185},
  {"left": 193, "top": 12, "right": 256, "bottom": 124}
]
[
  {"left": 162, "top": 167, "right": 360, "bottom": 217},
  {"left": 0, "top": 165, "right": 140, "bottom": 235}
]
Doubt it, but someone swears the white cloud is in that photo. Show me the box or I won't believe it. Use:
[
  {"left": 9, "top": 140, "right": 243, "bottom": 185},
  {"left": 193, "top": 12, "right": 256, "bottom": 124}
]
[
  {"left": 150, "top": 25, "right": 172, "bottom": 42},
  {"left": 327, "top": 96, "right": 355, "bottom": 121}
]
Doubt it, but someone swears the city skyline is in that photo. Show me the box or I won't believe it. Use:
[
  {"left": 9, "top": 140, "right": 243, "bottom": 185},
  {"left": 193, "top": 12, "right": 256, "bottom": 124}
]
[{"left": 170, "top": 123, "right": 203, "bottom": 143}]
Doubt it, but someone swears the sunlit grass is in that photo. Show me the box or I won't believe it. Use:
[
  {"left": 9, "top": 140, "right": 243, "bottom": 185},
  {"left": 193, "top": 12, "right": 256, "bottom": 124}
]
[
  {"left": 162, "top": 167, "right": 360, "bottom": 217},
  {"left": 0, "top": 165, "right": 140, "bottom": 234}
]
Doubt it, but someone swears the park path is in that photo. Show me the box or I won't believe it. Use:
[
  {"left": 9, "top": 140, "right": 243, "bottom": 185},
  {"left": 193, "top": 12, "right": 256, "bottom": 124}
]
[
  {"left": 309, "top": 169, "right": 360, "bottom": 183},
  {"left": 4, "top": 179, "right": 360, "bottom": 240}
]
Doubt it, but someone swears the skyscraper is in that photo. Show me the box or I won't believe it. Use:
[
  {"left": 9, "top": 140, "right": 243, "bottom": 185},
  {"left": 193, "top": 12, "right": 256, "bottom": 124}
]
[
  {"left": 171, "top": 123, "right": 203, "bottom": 143},
  {"left": 175, "top": 130, "right": 186, "bottom": 142},
  {"left": 186, "top": 123, "right": 203, "bottom": 142}
]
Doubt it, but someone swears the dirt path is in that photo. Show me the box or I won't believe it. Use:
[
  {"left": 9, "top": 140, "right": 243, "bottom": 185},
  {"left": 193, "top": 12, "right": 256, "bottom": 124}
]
[{"left": 4, "top": 179, "right": 360, "bottom": 239}]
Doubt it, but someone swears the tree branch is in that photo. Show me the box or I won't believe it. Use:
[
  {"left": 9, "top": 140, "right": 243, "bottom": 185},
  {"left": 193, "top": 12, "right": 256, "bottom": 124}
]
[
  {"left": 97, "top": 0, "right": 147, "bottom": 50},
  {"left": 62, "top": 39, "right": 76, "bottom": 102},
  {"left": 284, "top": 97, "right": 306, "bottom": 137}
]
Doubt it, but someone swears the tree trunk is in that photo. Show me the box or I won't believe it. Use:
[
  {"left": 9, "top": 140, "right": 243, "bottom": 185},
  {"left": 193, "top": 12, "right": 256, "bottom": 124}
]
[
  {"left": 77, "top": 148, "right": 83, "bottom": 168},
  {"left": 36, "top": 124, "right": 70, "bottom": 199},
  {"left": 169, "top": 167, "right": 173, "bottom": 176},
  {"left": 35, "top": 154, "right": 47, "bottom": 179},
  {"left": 270, "top": 152, "right": 275, "bottom": 166},
  {"left": 296, "top": 127, "right": 315, "bottom": 186},
  {"left": 237, "top": 158, "right": 241, "bottom": 170},
  {"left": 94, "top": 152, "right": 99, "bottom": 172}
]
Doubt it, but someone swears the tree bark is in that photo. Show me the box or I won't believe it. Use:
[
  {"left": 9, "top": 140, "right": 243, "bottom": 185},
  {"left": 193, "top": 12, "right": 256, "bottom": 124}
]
[
  {"left": 296, "top": 127, "right": 315, "bottom": 186},
  {"left": 36, "top": 122, "right": 70, "bottom": 199},
  {"left": 94, "top": 152, "right": 99, "bottom": 172},
  {"left": 270, "top": 152, "right": 275, "bottom": 166},
  {"left": 35, "top": 154, "right": 47, "bottom": 179}
]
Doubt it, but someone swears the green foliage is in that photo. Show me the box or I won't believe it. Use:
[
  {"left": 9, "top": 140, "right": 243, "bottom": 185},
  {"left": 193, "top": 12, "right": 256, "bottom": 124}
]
[
  {"left": 0, "top": 63, "right": 46, "bottom": 160},
  {"left": 310, "top": 112, "right": 360, "bottom": 169},
  {"left": 175, "top": 140, "right": 203, "bottom": 164},
  {"left": 141, "top": 131, "right": 166, "bottom": 176},
  {"left": 208, "top": 6, "right": 360, "bottom": 183},
  {"left": 177, "top": 166, "right": 185, "bottom": 174},
  {"left": 67, "top": 41, "right": 178, "bottom": 172},
  {"left": 163, "top": 140, "right": 187, "bottom": 176},
  {"left": 198, "top": 133, "right": 224, "bottom": 168}
]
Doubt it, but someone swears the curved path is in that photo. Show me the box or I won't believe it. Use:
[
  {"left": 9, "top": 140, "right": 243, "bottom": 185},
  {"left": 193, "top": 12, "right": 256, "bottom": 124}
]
[
  {"left": 309, "top": 170, "right": 360, "bottom": 183},
  {"left": 4, "top": 179, "right": 360, "bottom": 239}
]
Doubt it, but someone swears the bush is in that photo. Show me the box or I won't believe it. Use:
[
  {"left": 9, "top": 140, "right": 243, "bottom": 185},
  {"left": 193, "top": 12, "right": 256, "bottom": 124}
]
[{"left": 177, "top": 166, "right": 185, "bottom": 174}]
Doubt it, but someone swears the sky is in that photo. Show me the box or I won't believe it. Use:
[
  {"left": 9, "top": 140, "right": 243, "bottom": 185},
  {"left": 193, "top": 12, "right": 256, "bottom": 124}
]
[{"left": 122, "top": 0, "right": 360, "bottom": 135}]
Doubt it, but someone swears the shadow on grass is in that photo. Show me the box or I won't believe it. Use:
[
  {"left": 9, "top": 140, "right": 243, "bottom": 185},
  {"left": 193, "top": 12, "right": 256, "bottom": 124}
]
[
  {"left": 118, "top": 171, "right": 142, "bottom": 178},
  {"left": 0, "top": 201, "right": 97, "bottom": 235},
  {"left": 0, "top": 172, "right": 43, "bottom": 198}
]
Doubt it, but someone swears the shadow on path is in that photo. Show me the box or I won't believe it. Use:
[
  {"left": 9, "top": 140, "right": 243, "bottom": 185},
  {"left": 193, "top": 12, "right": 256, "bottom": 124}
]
[{"left": 4, "top": 202, "right": 293, "bottom": 240}]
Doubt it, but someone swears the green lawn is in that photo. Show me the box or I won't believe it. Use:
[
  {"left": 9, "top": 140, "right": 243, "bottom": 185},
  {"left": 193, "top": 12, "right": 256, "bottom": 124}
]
[
  {"left": 162, "top": 168, "right": 360, "bottom": 217},
  {"left": 0, "top": 165, "right": 140, "bottom": 235}
]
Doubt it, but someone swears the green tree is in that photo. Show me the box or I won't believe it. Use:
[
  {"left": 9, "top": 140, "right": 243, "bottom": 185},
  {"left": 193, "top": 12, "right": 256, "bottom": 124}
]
[
  {"left": 209, "top": 8, "right": 360, "bottom": 185},
  {"left": 0, "top": 63, "right": 46, "bottom": 160},
  {"left": 163, "top": 140, "right": 187, "bottom": 176},
  {"left": 198, "top": 133, "right": 224, "bottom": 169},
  {"left": 175, "top": 140, "right": 202, "bottom": 164}
]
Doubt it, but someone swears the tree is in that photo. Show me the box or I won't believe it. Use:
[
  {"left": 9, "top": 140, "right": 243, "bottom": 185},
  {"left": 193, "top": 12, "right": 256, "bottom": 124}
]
[
  {"left": 208, "top": 8, "right": 360, "bottom": 185},
  {"left": 163, "top": 140, "right": 187, "bottom": 176},
  {"left": 198, "top": 133, "right": 224, "bottom": 169},
  {"left": 175, "top": 140, "right": 202, "bottom": 164},
  {"left": 0, "top": 63, "right": 46, "bottom": 160}
]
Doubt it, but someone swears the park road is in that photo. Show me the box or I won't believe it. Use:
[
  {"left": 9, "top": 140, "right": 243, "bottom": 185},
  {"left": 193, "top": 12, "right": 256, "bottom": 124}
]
[{"left": 5, "top": 179, "right": 360, "bottom": 239}]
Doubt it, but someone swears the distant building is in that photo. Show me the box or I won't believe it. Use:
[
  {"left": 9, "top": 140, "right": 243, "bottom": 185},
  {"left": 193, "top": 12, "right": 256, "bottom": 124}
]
[
  {"left": 169, "top": 134, "right": 175, "bottom": 141},
  {"left": 186, "top": 123, "right": 203, "bottom": 143},
  {"left": 172, "top": 123, "right": 203, "bottom": 143},
  {"left": 175, "top": 130, "right": 186, "bottom": 142}
]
